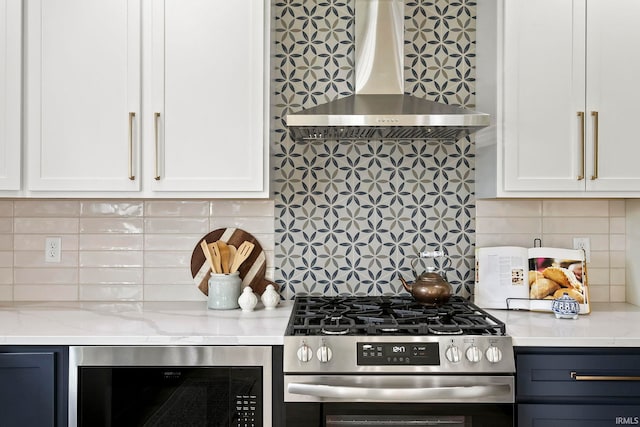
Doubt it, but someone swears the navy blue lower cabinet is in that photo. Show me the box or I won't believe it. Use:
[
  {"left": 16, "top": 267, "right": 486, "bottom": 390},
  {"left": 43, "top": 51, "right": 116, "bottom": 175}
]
[
  {"left": 516, "top": 347, "right": 640, "bottom": 426},
  {"left": 519, "top": 404, "right": 640, "bottom": 426},
  {"left": 0, "top": 346, "right": 68, "bottom": 427}
]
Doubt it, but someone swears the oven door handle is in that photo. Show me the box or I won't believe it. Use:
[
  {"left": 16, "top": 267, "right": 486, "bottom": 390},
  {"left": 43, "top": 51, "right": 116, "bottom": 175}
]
[{"left": 287, "top": 382, "right": 511, "bottom": 401}]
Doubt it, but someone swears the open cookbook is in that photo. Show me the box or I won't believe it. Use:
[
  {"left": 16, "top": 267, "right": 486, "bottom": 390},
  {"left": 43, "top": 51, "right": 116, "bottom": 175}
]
[{"left": 474, "top": 246, "right": 589, "bottom": 313}]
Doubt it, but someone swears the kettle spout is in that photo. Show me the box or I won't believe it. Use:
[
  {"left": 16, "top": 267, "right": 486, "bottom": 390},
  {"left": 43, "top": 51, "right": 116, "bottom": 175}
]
[{"left": 399, "top": 275, "right": 412, "bottom": 293}]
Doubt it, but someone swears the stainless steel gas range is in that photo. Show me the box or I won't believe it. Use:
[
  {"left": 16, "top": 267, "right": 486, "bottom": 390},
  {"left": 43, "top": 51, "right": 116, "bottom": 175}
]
[{"left": 283, "top": 295, "right": 515, "bottom": 427}]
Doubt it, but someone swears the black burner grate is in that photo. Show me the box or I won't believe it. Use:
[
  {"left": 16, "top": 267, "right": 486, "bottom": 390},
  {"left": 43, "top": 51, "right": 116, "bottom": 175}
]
[{"left": 286, "top": 295, "right": 506, "bottom": 336}]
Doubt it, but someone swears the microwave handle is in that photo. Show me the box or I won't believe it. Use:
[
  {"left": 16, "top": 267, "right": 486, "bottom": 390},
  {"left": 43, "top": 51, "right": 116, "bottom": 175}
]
[{"left": 288, "top": 382, "right": 511, "bottom": 401}]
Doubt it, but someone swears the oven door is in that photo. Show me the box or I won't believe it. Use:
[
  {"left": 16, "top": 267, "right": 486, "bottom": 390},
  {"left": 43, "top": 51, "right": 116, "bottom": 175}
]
[
  {"left": 284, "top": 375, "right": 514, "bottom": 427},
  {"left": 290, "top": 403, "right": 513, "bottom": 427}
]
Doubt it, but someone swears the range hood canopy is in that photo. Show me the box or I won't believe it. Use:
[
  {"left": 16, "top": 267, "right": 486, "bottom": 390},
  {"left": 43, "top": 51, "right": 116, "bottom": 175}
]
[{"left": 285, "top": 0, "right": 489, "bottom": 142}]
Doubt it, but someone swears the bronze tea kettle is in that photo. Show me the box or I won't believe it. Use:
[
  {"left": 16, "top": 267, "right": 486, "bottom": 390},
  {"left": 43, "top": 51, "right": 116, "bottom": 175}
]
[{"left": 399, "top": 251, "right": 452, "bottom": 306}]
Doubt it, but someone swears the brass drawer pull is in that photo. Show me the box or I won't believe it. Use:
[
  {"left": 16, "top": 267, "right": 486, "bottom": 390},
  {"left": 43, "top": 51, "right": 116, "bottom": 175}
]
[{"left": 571, "top": 371, "right": 640, "bottom": 381}]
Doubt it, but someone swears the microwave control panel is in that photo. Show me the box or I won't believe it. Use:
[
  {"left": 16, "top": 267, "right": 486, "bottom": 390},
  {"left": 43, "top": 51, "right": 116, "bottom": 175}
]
[{"left": 235, "top": 394, "right": 258, "bottom": 427}]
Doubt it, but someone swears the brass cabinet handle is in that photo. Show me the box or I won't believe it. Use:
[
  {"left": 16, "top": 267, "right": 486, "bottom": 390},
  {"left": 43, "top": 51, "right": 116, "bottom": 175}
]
[
  {"left": 590, "top": 111, "right": 599, "bottom": 180},
  {"left": 154, "top": 112, "right": 161, "bottom": 181},
  {"left": 571, "top": 371, "right": 640, "bottom": 381},
  {"left": 577, "top": 112, "right": 585, "bottom": 180},
  {"left": 128, "top": 112, "right": 136, "bottom": 180}
]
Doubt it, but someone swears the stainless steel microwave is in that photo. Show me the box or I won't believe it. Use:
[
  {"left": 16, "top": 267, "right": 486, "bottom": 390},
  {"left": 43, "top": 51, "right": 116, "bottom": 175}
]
[{"left": 68, "top": 346, "right": 273, "bottom": 427}]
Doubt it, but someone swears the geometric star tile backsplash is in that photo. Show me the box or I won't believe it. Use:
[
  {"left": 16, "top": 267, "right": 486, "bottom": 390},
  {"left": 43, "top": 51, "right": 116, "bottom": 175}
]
[{"left": 272, "top": 0, "right": 478, "bottom": 298}]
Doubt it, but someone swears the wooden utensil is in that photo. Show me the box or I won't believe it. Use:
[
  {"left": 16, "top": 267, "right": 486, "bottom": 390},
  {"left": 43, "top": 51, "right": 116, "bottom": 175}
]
[
  {"left": 191, "top": 228, "right": 276, "bottom": 295},
  {"left": 217, "top": 240, "right": 231, "bottom": 273},
  {"left": 228, "top": 245, "right": 237, "bottom": 269},
  {"left": 208, "top": 241, "right": 222, "bottom": 274},
  {"left": 200, "top": 240, "right": 214, "bottom": 271},
  {"left": 230, "top": 241, "right": 255, "bottom": 274}
]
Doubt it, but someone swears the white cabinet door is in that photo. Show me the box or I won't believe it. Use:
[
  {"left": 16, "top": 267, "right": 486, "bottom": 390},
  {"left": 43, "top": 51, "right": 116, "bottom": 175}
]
[
  {"left": 477, "top": 0, "right": 640, "bottom": 198},
  {"left": 148, "top": 0, "right": 267, "bottom": 195},
  {"left": 501, "top": 0, "right": 586, "bottom": 193},
  {"left": 25, "top": 0, "right": 141, "bottom": 192},
  {"left": 0, "top": 0, "right": 21, "bottom": 191},
  {"left": 584, "top": 0, "right": 640, "bottom": 192}
]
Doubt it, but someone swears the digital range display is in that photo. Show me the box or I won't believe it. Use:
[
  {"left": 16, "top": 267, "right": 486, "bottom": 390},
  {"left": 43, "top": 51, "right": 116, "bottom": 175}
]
[{"left": 357, "top": 342, "right": 440, "bottom": 366}]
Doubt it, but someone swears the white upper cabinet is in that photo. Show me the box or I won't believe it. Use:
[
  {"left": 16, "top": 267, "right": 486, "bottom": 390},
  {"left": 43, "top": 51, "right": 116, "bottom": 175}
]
[
  {"left": 24, "top": 0, "right": 269, "bottom": 198},
  {"left": 476, "top": 0, "right": 640, "bottom": 198},
  {"left": 0, "top": 0, "right": 21, "bottom": 192},
  {"left": 584, "top": 0, "right": 640, "bottom": 192},
  {"left": 148, "top": 0, "right": 267, "bottom": 195},
  {"left": 25, "top": 0, "right": 142, "bottom": 192}
]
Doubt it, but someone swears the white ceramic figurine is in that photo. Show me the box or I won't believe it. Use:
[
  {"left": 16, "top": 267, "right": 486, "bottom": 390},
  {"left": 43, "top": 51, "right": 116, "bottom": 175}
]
[
  {"left": 261, "top": 284, "right": 280, "bottom": 309},
  {"left": 238, "top": 286, "right": 258, "bottom": 312}
]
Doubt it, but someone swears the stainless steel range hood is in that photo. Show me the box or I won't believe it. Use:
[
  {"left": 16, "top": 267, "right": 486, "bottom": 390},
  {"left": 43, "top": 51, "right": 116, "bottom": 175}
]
[{"left": 285, "top": 0, "right": 490, "bottom": 142}]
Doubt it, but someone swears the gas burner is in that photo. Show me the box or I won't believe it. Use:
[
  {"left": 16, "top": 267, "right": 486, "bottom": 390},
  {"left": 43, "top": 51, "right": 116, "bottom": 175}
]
[
  {"left": 427, "top": 327, "right": 463, "bottom": 335},
  {"left": 320, "top": 315, "right": 355, "bottom": 335},
  {"left": 286, "top": 295, "right": 507, "bottom": 337}
]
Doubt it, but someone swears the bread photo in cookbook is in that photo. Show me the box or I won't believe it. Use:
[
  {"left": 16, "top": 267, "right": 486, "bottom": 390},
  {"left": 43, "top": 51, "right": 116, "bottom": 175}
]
[{"left": 475, "top": 246, "right": 589, "bottom": 313}]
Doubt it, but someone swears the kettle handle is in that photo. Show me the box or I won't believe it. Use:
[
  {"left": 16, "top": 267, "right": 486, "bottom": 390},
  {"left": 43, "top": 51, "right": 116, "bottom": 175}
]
[
  {"left": 410, "top": 251, "right": 451, "bottom": 275},
  {"left": 419, "top": 250, "right": 445, "bottom": 259}
]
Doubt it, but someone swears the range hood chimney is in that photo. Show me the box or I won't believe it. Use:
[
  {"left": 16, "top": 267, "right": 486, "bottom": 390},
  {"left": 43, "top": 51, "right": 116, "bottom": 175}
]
[{"left": 285, "top": 0, "right": 489, "bottom": 142}]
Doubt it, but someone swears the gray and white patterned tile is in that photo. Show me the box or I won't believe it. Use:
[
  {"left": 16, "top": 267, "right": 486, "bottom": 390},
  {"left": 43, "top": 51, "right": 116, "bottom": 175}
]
[{"left": 273, "top": 0, "right": 478, "bottom": 299}]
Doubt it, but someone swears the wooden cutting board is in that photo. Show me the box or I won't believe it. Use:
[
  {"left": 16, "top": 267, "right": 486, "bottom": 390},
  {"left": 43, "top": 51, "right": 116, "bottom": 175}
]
[{"left": 190, "top": 228, "right": 275, "bottom": 296}]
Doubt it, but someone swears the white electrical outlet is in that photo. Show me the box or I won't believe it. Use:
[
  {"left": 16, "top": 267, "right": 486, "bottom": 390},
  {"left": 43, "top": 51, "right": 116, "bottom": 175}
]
[
  {"left": 572, "top": 237, "right": 591, "bottom": 263},
  {"left": 45, "top": 237, "right": 61, "bottom": 263}
]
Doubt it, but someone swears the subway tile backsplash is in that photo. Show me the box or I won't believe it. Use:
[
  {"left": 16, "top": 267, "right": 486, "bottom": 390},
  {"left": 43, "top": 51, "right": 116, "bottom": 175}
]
[
  {"left": 0, "top": 198, "right": 627, "bottom": 302},
  {"left": 0, "top": 199, "right": 275, "bottom": 302}
]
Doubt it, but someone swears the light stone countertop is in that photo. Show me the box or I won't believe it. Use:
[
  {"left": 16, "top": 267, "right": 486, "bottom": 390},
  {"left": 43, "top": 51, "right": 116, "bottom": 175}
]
[
  {"left": 488, "top": 302, "right": 640, "bottom": 347},
  {"left": 2, "top": 300, "right": 640, "bottom": 348},
  {"left": 0, "top": 300, "right": 293, "bottom": 346}
]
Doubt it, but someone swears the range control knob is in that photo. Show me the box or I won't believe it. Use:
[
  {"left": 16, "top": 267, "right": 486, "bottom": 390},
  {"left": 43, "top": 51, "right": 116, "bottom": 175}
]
[
  {"left": 444, "top": 345, "right": 462, "bottom": 363},
  {"left": 297, "top": 343, "right": 313, "bottom": 363},
  {"left": 485, "top": 346, "right": 503, "bottom": 364},
  {"left": 465, "top": 345, "right": 482, "bottom": 363},
  {"left": 317, "top": 345, "right": 333, "bottom": 363}
]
